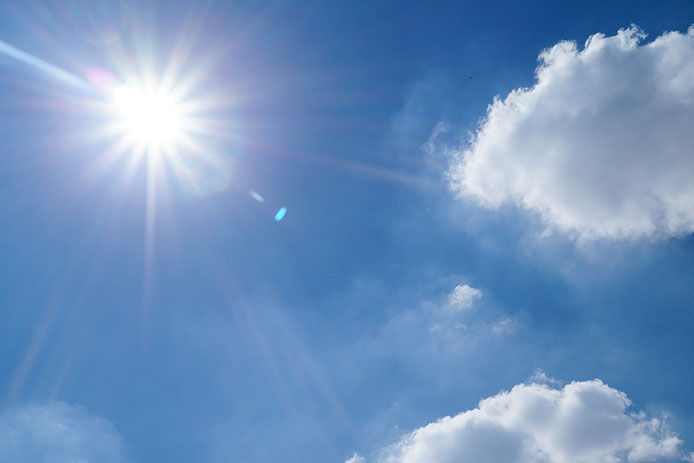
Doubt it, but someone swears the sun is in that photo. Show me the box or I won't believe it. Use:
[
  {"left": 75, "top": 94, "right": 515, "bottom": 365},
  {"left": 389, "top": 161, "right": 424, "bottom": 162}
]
[
  {"left": 109, "top": 83, "right": 187, "bottom": 152},
  {"left": 88, "top": 61, "right": 238, "bottom": 197}
]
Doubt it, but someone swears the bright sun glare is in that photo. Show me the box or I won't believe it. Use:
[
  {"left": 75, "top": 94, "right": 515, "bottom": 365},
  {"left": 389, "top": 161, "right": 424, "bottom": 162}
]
[{"left": 110, "top": 84, "right": 185, "bottom": 150}]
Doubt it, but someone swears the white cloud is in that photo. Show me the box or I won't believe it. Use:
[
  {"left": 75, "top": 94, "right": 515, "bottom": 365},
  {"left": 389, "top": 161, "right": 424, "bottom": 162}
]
[
  {"left": 447, "top": 284, "right": 482, "bottom": 311},
  {"left": 346, "top": 452, "right": 366, "bottom": 463},
  {"left": 527, "top": 369, "right": 562, "bottom": 387},
  {"left": 0, "top": 403, "right": 127, "bottom": 463},
  {"left": 375, "top": 379, "right": 687, "bottom": 463},
  {"left": 449, "top": 26, "right": 694, "bottom": 240}
]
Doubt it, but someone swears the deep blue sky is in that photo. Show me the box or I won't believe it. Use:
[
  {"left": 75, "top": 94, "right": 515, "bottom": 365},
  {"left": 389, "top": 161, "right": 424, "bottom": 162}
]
[{"left": 1, "top": 1, "right": 693, "bottom": 462}]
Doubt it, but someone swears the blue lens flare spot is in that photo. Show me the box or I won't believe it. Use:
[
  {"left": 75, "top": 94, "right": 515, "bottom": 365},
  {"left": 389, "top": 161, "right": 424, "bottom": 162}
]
[{"left": 274, "top": 207, "right": 287, "bottom": 222}]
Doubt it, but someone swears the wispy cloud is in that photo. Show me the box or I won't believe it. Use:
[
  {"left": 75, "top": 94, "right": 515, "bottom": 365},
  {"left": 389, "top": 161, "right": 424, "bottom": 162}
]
[
  {"left": 371, "top": 280, "right": 517, "bottom": 360},
  {"left": 0, "top": 403, "right": 127, "bottom": 463},
  {"left": 345, "top": 452, "right": 366, "bottom": 463}
]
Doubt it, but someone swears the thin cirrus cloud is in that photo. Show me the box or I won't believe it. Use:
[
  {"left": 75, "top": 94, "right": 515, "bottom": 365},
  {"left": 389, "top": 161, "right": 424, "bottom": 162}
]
[
  {"left": 351, "top": 379, "right": 690, "bottom": 463},
  {"left": 449, "top": 26, "right": 694, "bottom": 241},
  {"left": 0, "top": 403, "right": 127, "bottom": 463}
]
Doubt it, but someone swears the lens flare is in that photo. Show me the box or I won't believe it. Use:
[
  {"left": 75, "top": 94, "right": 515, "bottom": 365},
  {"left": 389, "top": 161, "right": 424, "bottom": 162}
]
[{"left": 274, "top": 207, "right": 287, "bottom": 222}]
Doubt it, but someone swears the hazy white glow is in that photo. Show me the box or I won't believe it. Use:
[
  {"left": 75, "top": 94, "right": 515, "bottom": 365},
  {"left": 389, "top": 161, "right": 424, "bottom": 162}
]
[
  {"left": 110, "top": 84, "right": 184, "bottom": 149},
  {"left": 88, "top": 62, "right": 237, "bottom": 197}
]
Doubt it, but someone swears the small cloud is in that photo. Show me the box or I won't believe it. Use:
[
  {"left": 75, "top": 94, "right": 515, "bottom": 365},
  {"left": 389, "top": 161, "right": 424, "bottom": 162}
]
[
  {"left": 345, "top": 452, "right": 365, "bottom": 463},
  {"left": 527, "top": 368, "right": 562, "bottom": 387},
  {"left": 447, "top": 284, "right": 482, "bottom": 312}
]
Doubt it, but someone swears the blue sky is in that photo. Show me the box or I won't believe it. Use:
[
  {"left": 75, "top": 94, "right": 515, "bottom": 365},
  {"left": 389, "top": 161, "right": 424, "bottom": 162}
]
[{"left": 1, "top": 1, "right": 694, "bottom": 462}]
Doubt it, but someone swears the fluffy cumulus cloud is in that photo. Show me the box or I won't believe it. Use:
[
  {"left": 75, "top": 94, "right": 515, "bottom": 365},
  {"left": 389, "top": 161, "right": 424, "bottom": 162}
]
[
  {"left": 447, "top": 284, "right": 482, "bottom": 312},
  {"left": 449, "top": 26, "right": 694, "bottom": 240},
  {"left": 372, "top": 379, "right": 688, "bottom": 463},
  {"left": 0, "top": 403, "right": 127, "bottom": 463}
]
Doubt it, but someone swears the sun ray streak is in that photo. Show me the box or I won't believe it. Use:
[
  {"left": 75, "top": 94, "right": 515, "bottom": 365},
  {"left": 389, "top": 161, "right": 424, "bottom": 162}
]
[
  {"left": 0, "top": 38, "right": 92, "bottom": 92},
  {"left": 7, "top": 302, "right": 60, "bottom": 402},
  {"left": 143, "top": 153, "right": 158, "bottom": 330}
]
